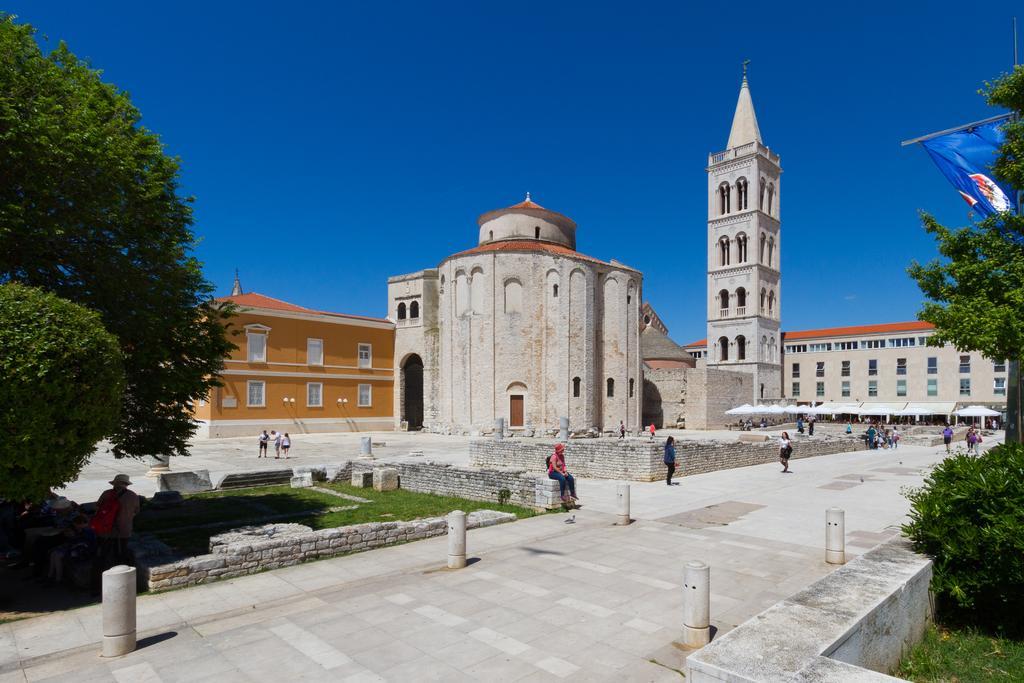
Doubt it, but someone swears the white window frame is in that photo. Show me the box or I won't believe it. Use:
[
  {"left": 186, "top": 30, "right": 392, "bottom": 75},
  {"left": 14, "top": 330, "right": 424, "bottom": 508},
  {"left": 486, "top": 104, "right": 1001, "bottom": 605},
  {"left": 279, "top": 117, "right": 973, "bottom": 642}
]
[
  {"left": 307, "top": 382, "right": 323, "bottom": 408},
  {"left": 358, "top": 383, "right": 372, "bottom": 407},
  {"left": 959, "top": 378, "right": 971, "bottom": 396},
  {"left": 247, "top": 380, "right": 266, "bottom": 407},
  {"left": 994, "top": 377, "right": 1007, "bottom": 396},
  {"left": 927, "top": 378, "right": 938, "bottom": 396},
  {"left": 307, "top": 338, "right": 324, "bottom": 366},
  {"left": 358, "top": 343, "right": 372, "bottom": 369},
  {"left": 246, "top": 330, "right": 268, "bottom": 363},
  {"left": 896, "top": 379, "right": 907, "bottom": 397}
]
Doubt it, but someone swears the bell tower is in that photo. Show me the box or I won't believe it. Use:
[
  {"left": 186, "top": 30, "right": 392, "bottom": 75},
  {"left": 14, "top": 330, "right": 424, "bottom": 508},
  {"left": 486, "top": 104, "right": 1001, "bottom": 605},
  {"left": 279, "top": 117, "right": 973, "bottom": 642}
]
[{"left": 705, "top": 67, "right": 782, "bottom": 401}]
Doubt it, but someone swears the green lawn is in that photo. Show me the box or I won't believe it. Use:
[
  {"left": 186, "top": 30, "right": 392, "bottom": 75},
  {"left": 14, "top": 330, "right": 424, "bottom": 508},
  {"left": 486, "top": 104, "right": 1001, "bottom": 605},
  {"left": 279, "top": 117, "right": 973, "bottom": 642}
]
[
  {"left": 895, "top": 623, "right": 1024, "bottom": 681},
  {"left": 137, "top": 483, "right": 537, "bottom": 555}
]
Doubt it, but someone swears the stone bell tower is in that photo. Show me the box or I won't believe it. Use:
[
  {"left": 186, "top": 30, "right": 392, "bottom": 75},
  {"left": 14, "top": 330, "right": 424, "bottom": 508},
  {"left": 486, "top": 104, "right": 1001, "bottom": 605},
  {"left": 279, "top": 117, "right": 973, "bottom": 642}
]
[{"left": 705, "top": 66, "right": 782, "bottom": 401}]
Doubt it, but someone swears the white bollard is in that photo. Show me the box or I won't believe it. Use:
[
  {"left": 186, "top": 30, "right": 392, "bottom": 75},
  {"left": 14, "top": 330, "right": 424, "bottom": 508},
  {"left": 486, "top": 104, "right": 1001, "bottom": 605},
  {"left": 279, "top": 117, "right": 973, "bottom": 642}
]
[
  {"left": 447, "top": 510, "right": 467, "bottom": 569},
  {"left": 558, "top": 416, "right": 569, "bottom": 442},
  {"left": 826, "top": 507, "right": 846, "bottom": 565},
  {"left": 359, "top": 437, "right": 373, "bottom": 458},
  {"left": 494, "top": 418, "right": 505, "bottom": 441},
  {"left": 616, "top": 484, "right": 631, "bottom": 526},
  {"left": 682, "top": 560, "right": 711, "bottom": 647},
  {"left": 101, "top": 565, "right": 137, "bottom": 657}
]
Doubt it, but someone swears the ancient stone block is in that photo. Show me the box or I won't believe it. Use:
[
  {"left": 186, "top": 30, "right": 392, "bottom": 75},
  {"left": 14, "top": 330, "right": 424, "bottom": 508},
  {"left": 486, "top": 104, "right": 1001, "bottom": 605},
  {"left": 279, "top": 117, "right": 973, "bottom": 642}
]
[
  {"left": 351, "top": 471, "right": 373, "bottom": 488},
  {"left": 373, "top": 467, "right": 399, "bottom": 491}
]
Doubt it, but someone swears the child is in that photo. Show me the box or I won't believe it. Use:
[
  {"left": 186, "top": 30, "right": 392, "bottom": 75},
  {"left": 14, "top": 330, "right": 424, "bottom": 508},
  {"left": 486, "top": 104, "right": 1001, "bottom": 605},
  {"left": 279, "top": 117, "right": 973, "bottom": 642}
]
[{"left": 48, "top": 514, "right": 96, "bottom": 583}]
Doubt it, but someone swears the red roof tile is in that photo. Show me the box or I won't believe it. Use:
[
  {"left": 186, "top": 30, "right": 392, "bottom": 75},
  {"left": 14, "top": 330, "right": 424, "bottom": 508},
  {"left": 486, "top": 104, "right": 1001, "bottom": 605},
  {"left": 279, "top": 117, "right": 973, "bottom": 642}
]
[
  {"left": 782, "top": 321, "right": 934, "bottom": 341},
  {"left": 444, "top": 240, "right": 636, "bottom": 270},
  {"left": 215, "top": 293, "right": 390, "bottom": 324},
  {"left": 683, "top": 338, "right": 707, "bottom": 349}
]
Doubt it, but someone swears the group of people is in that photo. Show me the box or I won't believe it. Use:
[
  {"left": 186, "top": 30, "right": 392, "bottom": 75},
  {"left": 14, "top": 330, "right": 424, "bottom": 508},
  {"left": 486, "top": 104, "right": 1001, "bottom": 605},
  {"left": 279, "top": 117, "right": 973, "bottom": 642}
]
[
  {"left": 1, "top": 474, "right": 140, "bottom": 588},
  {"left": 863, "top": 424, "right": 901, "bottom": 450},
  {"left": 257, "top": 430, "right": 292, "bottom": 458}
]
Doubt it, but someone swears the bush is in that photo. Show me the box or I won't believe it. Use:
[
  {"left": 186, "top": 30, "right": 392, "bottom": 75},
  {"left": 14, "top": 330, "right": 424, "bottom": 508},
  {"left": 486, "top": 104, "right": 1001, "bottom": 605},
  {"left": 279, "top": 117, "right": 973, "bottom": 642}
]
[
  {"left": 0, "top": 283, "right": 124, "bottom": 499},
  {"left": 903, "top": 443, "right": 1024, "bottom": 630}
]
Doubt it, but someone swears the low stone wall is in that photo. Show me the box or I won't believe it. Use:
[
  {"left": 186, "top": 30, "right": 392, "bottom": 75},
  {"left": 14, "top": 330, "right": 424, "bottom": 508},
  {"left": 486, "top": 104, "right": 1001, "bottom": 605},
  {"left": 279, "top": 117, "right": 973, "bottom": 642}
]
[
  {"left": 686, "top": 537, "right": 933, "bottom": 682},
  {"left": 138, "top": 509, "right": 515, "bottom": 591},
  {"left": 469, "top": 436, "right": 863, "bottom": 482},
  {"left": 348, "top": 460, "right": 549, "bottom": 509}
]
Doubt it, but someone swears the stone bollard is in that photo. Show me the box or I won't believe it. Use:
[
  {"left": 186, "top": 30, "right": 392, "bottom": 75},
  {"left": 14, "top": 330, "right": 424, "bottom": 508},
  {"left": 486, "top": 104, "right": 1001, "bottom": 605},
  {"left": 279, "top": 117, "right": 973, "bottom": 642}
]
[
  {"left": 616, "top": 484, "right": 631, "bottom": 526},
  {"left": 494, "top": 418, "right": 505, "bottom": 441},
  {"left": 826, "top": 508, "right": 846, "bottom": 565},
  {"left": 558, "top": 416, "right": 569, "bottom": 442},
  {"left": 682, "top": 560, "right": 711, "bottom": 647},
  {"left": 359, "top": 437, "right": 373, "bottom": 458},
  {"left": 447, "top": 510, "right": 467, "bottom": 569},
  {"left": 101, "top": 565, "right": 137, "bottom": 657}
]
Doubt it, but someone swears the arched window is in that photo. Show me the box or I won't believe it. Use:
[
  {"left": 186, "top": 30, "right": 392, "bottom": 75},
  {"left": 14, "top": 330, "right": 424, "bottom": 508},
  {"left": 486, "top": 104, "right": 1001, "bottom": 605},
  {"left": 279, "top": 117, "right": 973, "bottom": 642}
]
[
  {"left": 760, "top": 335, "right": 768, "bottom": 361},
  {"left": 768, "top": 182, "right": 775, "bottom": 215},
  {"left": 719, "top": 289, "right": 730, "bottom": 310},
  {"left": 759, "top": 233, "right": 767, "bottom": 264},
  {"left": 769, "top": 337, "right": 778, "bottom": 362},
  {"left": 552, "top": 283, "right": 559, "bottom": 297},
  {"left": 629, "top": 378, "right": 635, "bottom": 398},
  {"left": 736, "top": 233, "right": 748, "bottom": 262},
  {"left": 736, "top": 335, "right": 746, "bottom": 361},
  {"left": 719, "top": 182, "right": 731, "bottom": 215},
  {"left": 572, "top": 377, "right": 581, "bottom": 398},
  {"left": 409, "top": 300, "right": 419, "bottom": 319},
  {"left": 488, "top": 230, "right": 493, "bottom": 242},
  {"left": 736, "top": 177, "right": 748, "bottom": 210},
  {"left": 470, "top": 267, "right": 485, "bottom": 313},
  {"left": 397, "top": 302, "right": 407, "bottom": 320},
  {"left": 768, "top": 236, "right": 775, "bottom": 268},
  {"left": 439, "top": 275, "right": 445, "bottom": 295},
  {"left": 718, "top": 336, "right": 730, "bottom": 362},
  {"left": 535, "top": 226, "right": 541, "bottom": 239},
  {"left": 719, "top": 237, "right": 731, "bottom": 266},
  {"left": 768, "top": 290, "right": 776, "bottom": 318},
  {"left": 760, "top": 287, "right": 767, "bottom": 311},
  {"left": 759, "top": 178, "right": 767, "bottom": 210},
  {"left": 606, "top": 378, "right": 615, "bottom": 398},
  {"left": 736, "top": 287, "right": 746, "bottom": 308}
]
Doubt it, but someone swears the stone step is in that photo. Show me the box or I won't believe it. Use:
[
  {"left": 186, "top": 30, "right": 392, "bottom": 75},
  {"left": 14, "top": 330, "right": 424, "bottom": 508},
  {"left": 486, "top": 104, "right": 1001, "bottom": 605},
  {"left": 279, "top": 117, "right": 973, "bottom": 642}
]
[{"left": 217, "top": 469, "right": 294, "bottom": 489}]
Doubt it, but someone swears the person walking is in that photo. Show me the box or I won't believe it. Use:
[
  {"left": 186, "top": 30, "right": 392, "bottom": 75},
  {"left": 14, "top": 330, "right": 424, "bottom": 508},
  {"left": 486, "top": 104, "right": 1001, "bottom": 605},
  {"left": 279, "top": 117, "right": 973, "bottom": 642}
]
[
  {"left": 648, "top": 423, "right": 656, "bottom": 441},
  {"left": 796, "top": 417, "right": 804, "bottom": 434},
  {"left": 966, "top": 427, "right": 979, "bottom": 456},
  {"left": 942, "top": 424, "right": 953, "bottom": 454},
  {"left": 891, "top": 426, "right": 900, "bottom": 449},
  {"left": 866, "top": 425, "right": 876, "bottom": 449},
  {"left": 281, "top": 433, "right": 291, "bottom": 458},
  {"left": 808, "top": 416, "right": 815, "bottom": 436},
  {"left": 258, "top": 430, "right": 269, "bottom": 458},
  {"left": 93, "top": 474, "right": 140, "bottom": 570},
  {"left": 778, "top": 431, "right": 793, "bottom": 473},
  {"left": 618, "top": 421, "right": 626, "bottom": 440},
  {"left": 272, "top": 430, "right": 282, "bottom": 458},
  {"left": 664, "top": 436, "right": 677, "bottom": 486}
]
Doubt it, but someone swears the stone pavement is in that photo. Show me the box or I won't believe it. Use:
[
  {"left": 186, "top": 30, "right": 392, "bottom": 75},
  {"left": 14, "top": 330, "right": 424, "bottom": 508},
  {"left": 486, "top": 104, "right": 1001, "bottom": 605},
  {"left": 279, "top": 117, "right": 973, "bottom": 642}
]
[{"left": 3, "top": 439, "right": 977, "bottom": 682}]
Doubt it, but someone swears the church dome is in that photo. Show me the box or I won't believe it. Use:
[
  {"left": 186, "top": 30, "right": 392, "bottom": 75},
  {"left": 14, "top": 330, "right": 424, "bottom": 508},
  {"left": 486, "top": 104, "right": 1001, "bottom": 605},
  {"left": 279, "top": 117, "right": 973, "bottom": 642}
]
[{"left": 477, "top": 194, "right": 577, "bottom": 249}]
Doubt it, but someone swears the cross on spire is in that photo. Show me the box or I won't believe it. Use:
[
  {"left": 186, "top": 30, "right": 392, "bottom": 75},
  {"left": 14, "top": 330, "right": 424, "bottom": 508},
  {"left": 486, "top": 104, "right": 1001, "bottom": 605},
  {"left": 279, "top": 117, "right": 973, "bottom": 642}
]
[{"left": 742, "top": 59, "right": 751, "bottom": 81}]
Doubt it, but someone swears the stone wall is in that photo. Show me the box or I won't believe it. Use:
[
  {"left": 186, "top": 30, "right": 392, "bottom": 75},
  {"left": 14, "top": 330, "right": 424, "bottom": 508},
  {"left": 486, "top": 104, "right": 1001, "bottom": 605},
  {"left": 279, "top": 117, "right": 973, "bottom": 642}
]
[
  {"left": 347, "top": 460, "right": 544, "bottom": 509},
  {"left": 643, "top": 365, "right": 753, "bottom": 431},
  {"left": 469, "top": 435, "right": 863, "bottom": 482},
  {"left": 687, "top": 537, "right": 933, "bottom": 681},
  {"left": 139, "top": 510, "right": 515, "bottom": 591}
]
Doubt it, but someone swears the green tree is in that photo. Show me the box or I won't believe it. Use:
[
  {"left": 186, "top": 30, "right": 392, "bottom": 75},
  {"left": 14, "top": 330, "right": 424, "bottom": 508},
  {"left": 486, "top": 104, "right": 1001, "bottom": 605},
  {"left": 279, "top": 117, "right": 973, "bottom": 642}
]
[
  {"left": 0, "top": 16, "right": 235, "bottom": 460},
  {"left": 0, "top": 284, "right": 124, "bottom": 500},
  {"left": 909, "top": 66, "right": 1024, "bottom": 441}
]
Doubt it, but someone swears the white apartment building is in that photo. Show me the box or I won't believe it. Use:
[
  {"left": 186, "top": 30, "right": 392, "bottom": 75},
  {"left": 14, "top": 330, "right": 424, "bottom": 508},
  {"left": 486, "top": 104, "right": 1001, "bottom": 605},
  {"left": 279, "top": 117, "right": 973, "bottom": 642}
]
[{"left": 781, "top": 321, "right": 1008, "bottom": 413}]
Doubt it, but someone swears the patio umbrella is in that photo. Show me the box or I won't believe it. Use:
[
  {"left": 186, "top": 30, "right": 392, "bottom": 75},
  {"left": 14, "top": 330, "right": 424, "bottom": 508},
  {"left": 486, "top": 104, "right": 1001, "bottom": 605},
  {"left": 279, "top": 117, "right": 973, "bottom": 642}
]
[
  {"left": 766, "top": 405, "right": 786, "bottom": 415},
  {"left": 725, "top": 404, "right": 756, "bottom": 416},
  {"left": 954, "top": 405, "right": 1001, "bottom": 427},
  {"left": 783, "top": 404, "right": 806, "bottom": 415}
]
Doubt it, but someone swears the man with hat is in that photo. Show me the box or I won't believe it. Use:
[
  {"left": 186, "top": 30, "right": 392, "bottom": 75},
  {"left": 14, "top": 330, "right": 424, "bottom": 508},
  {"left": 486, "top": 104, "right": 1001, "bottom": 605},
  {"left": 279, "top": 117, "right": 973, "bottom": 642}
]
[{"left": 96, "top": 474, "right": 140, "bottom": 568}]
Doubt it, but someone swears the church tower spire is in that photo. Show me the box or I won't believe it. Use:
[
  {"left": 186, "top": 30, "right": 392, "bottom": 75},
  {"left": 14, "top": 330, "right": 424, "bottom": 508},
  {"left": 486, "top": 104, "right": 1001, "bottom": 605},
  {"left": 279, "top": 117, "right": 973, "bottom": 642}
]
[
  {"left": 726, "top": 64, "right": 762, "bottom": 149},
  {"left": 231, "top": 269, "right": 243, "bottom": 296},
  {"left": 705, "top": 66, "right": 782, "bottom": 402}
]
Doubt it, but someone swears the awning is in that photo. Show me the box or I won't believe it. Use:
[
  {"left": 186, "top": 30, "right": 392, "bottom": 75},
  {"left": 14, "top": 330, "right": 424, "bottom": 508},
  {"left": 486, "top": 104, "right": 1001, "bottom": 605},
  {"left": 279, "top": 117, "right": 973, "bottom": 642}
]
[
  {"left": 814, "top": 402, "right": 862, "bottom": 414},
  {"left": 903, "top": 401, "right": 956, "bottom": 415},
  {"left": 858, "top": 402, "right": 908, "bottom": 415}
]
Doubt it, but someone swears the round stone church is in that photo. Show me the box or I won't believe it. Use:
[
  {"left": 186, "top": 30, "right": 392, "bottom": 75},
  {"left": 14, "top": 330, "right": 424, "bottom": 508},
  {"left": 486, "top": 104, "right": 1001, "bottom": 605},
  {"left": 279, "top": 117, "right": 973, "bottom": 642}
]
[{"left": 388, "top": 195, "right": 643, "bottom": 434}]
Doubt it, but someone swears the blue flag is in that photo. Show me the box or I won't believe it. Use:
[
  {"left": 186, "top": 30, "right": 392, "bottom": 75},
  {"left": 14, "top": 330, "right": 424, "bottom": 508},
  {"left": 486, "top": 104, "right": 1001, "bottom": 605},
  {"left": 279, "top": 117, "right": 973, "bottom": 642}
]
[{"left": 921, "top": 118, "right": 1016, "bottom": 217}]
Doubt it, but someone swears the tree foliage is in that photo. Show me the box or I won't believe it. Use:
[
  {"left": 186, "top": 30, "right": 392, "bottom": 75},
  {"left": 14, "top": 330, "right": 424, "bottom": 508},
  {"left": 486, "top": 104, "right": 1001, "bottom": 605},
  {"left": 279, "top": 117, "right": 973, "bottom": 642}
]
[
  {"left": 0, "top": 283, "right": 124, "bottom": 500},
  {"left": 908, "top": 66, "right": 1024, "bottom": 366},
  {"left": 0, "top": 15, "right": 235, "bottom": 459}
]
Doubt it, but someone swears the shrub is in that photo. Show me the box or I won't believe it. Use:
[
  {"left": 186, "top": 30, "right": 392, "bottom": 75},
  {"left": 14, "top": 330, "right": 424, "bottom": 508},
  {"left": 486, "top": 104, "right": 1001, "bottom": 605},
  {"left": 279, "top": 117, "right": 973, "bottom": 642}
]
[
  {"left": 903, "top": 443, "right": 1024, "bottom": 629},
  {"left": 0, "top": 283, "right": 124, "bottom": 499}
]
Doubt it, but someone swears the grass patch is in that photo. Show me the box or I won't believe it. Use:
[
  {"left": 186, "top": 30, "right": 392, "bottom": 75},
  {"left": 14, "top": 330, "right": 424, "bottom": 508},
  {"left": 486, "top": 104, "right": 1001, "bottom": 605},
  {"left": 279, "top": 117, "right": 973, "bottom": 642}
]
[
  {"left": 895, "top": 623, "right": 1024, "bottom": 681},
  {"left": 137, "top": 483, "right": 537, "bottom": 555}
]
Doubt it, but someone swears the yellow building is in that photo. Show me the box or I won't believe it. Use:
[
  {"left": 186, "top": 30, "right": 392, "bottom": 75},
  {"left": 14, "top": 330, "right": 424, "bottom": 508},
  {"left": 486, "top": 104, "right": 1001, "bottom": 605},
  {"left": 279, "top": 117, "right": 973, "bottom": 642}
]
[{"left": 193, "top": 292, "right": 395, "bottom": 437}]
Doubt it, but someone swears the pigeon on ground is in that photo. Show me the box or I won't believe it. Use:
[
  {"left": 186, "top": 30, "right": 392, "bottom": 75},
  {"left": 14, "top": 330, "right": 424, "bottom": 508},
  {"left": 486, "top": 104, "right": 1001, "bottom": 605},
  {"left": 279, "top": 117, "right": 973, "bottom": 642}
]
[{"left": 565, "top": 515, "right": 575, "bottom": 524}]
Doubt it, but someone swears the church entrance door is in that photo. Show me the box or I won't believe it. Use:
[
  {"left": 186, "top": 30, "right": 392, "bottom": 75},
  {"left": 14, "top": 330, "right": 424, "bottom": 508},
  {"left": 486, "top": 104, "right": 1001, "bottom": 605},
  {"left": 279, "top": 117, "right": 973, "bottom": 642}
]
[
  {"left": 509, "top": 395, "right": 524, "bottom": 427},
  {"left": 401, "top": 354, "right": 424, "bottom": 430}
]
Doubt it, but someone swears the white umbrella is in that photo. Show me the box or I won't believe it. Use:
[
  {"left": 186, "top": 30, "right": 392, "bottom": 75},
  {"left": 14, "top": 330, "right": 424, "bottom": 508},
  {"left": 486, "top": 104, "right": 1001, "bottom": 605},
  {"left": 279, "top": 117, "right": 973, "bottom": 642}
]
[
  {"left": 753, "top": 404, "right": 771, "bottom": 413},
  {"left": 954, "top": 405, "right": 1000, "bottom": 417},
  {"left": 783, "top": 404, "right": 806, "bottom": 415},
  {"left": 766, "top": 405, "right": 786, "bottom": 415},
  {"left": 725, "top": 404, "right": 755, "bottom": 416}
]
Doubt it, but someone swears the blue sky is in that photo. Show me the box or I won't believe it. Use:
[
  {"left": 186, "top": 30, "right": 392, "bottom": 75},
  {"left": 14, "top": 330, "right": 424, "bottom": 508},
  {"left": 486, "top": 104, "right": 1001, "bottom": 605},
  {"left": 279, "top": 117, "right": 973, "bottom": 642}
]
[{"left": 9, "top": 1, "right": 1021, "bottom": 345}]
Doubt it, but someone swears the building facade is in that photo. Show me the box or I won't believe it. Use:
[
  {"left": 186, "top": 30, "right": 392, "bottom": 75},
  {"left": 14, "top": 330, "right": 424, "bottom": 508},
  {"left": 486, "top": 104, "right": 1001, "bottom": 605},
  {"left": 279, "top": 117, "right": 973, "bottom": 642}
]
[
  {"left": 389, "top": 196, "right": 643, "bottom": 435},
  {"left": 195, "top": 292, "right": 395, "bottom": 437},
  {"left": 782, "top": 321, "right": 1008, "bottom": 413},
  {"left": 705, "top": 73, "right": 783, "bottom": 402}
]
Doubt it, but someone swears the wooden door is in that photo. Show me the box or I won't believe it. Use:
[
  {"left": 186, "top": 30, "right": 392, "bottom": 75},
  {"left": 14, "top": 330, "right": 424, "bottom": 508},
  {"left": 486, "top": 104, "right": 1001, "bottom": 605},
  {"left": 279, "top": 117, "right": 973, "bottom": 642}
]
[{"left": 509, "top": 395, "right": 524, "bottom": 427}]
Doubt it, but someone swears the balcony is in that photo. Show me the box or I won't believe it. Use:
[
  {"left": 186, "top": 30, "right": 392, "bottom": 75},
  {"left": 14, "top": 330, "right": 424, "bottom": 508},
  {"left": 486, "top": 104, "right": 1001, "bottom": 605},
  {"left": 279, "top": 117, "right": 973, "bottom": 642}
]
[
  {"left": 735, "top": 306, "right": 746, "bottom": 316},
  {"left": 708, "top": 141, "right": 780, "bottom": 166},
  {"left": 719, "top": 309, "right": 729, "bottom": 319}
]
